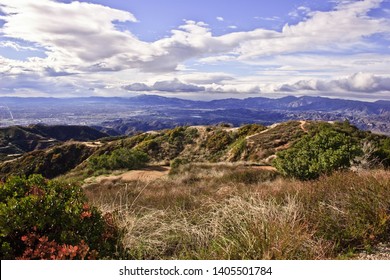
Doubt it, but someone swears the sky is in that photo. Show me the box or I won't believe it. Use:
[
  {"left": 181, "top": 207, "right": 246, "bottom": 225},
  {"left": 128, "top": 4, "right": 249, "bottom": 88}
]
[{"left": 0, "top": 0, "right": 390, "bottom": 101}]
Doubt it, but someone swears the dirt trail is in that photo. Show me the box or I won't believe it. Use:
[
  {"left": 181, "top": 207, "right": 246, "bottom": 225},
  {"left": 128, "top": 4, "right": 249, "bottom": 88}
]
[
  {"left": 300, "top": 120, "right": 309, "bottom": 133},
  {"left": 82, "top": 141, "right": 103, "bottom": 148},
  {"left": 251, "top": 165, "right": 277, "bottom": 171},
  {"left": 246, "top": 123, "right": 281, "bottom": 142},
  {"left": 86, "top": 166, "right": 170, "bottom": 185},
  {"left": 120, "top": 166, "right": 170, "bottom": 181}
]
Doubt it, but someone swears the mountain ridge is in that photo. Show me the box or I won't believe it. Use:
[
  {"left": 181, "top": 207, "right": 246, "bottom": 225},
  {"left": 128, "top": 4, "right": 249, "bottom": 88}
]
[
  {"left": 0, "top": 124, "right": 108, "bottom": 162},
  {"left": 0, "top": 94, "right": 388, "bottom": 135},
  {"left": 1, "top": 120, "right": 389, "bottom": 180}
]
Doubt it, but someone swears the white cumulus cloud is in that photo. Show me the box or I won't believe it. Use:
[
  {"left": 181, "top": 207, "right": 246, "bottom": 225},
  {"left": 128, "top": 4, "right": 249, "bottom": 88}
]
[
  {"left": 278, "top": 72, "right": 390, "bottom": 93},
  {"left": 124, "top": 79, "right": 206, "bottom": 93}
]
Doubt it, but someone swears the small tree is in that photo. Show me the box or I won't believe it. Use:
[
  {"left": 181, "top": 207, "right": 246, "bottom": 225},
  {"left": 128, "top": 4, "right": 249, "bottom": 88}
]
[
  {"left": 88, "top": 148, "right": 149, "bottom": 172},
  {"left": 273, "top": 128, "right": 362, "bottom": 180}
]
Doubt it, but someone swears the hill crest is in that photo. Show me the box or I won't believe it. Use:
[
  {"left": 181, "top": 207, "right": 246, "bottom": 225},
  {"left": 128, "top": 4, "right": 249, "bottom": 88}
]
[{"left": 1, "top": 120, "right": 388, "bottom": 181}]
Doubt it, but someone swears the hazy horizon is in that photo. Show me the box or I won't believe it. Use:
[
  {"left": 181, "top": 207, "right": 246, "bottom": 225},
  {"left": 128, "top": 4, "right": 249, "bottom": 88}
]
[{"left": 0, "top": 92, "right": 389, "bottom": 103}]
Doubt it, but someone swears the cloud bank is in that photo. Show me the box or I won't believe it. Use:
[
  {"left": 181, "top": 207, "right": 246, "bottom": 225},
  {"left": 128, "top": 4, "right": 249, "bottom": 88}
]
[
  {"left": 124, "top": 79, "right": 206, "bottom": 93},
  {"left": 278, "top": 72, "right": 390, "bottom": 93},
  {"left": 0, "top": 0, "right": 389, "bottom": 99}
]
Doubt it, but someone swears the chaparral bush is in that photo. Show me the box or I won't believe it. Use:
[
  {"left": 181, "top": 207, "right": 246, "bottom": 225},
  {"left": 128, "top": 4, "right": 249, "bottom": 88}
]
[
  {"left": 0, "top": 174, "right": 120, "bottom": 259},
  {"left": 273, "top": 128, "right": 362, "bottom": 180}
]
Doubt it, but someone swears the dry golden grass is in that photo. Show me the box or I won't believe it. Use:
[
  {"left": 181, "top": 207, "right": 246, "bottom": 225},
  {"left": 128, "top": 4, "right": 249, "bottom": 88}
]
[{"left": 84, "top": 165, "right": 390, "bottom": 260}]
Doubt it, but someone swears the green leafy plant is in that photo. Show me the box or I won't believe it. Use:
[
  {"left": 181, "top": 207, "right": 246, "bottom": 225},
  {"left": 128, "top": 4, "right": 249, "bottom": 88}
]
[
  {"left": 205, "top": 130, "right": 235, "bottom": 154},
  {"left": 0, "top": 175, "right": 119, "bottom": 259},
  {"left": 88, "top": 148, "right": 149, "bottom": 172},
  {"left": 374, "top": 138, "right": 390, "bottom": 167},
  {"left": 273, "top": 128, "right": 362, "bottom": 180}
]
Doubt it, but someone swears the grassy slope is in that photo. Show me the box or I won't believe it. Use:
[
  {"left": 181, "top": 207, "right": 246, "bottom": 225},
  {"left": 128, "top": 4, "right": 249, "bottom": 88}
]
[
  {"left": 80, "top": 121, "right": 389, "bottom": 259},
  {"left": 84, "top": 165, "right": 390, "bottom": 260},
  {"left": 2, "top": 120, "right": 387, "bottom": 182}
]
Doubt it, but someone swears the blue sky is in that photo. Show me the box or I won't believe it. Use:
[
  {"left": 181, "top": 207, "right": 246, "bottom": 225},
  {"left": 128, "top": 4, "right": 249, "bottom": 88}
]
[{"left": 0, "top": 0, "right": 390, "bottom": 100}]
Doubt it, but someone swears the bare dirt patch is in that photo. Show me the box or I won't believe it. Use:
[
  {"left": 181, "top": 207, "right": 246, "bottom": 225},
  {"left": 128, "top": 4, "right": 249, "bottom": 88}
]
[
  {"left": 86, "top": 166, "right": 170, "bottom": 186},
  {"left": 82, "top": 141, "right": 103, "bottom": 148},
  {"left": 120, "top": 166, "right": 170, "bottom": 182},
  {"left": 251, "top": 165, "right": 277, "bottom": 171}
]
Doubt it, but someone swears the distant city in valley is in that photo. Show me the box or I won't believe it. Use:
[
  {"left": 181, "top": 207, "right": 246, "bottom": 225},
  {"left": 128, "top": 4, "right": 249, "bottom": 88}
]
[{"left": 0, "top": 94, "right": 388, "bottom": 135}]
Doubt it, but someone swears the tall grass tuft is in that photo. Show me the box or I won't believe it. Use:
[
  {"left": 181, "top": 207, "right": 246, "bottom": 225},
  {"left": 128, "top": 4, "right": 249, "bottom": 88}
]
[
  {"left": 85, "top": 166, "right": 389, "bottom": 259},
  {"left": 300, "top": 170, "right": 390, "bottom": 253}
]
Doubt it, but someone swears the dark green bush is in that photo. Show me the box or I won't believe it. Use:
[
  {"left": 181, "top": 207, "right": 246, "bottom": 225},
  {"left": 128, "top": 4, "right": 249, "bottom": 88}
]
[
  {"left": 0, "top": 175, "right": 119, "bottom": 259},
  {"left": 273, "top": 128, "right": 362, "bottom": 180},
  {"left": 374, "top": 138, "right": 390, "bottom": 167},
  {"left": 88, "top": 148, "right": 149, "bottom": 172},
  {"left": 206, "top": 130, "right": 235, "bottom": 153},
  {"left": 167, "top": 127, "right": 186, "bottom": 144}
]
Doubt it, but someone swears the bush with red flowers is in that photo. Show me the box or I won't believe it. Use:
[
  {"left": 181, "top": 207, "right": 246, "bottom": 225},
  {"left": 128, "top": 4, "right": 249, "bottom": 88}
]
[{"left": 0, "top": 175, "right": 119, "bottom": 259}]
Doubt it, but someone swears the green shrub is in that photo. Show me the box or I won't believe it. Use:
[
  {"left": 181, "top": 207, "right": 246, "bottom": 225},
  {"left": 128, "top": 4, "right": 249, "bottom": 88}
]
[
  {"left": 0, "top": 175, "right": 120, "bottom": 259},
  {"left": 88, "top": 148, "right": 149, "bottom": 172},
  {"left": 230, "top": 138, "right": 247, "bottom": 160},
  {"left": 167, "top": 127, "right": 186, "bottom": 144},
  {"left": 237, "top": 124, "right": 266, "bottom": 138},
  {"left": 206, "top": 130, "right": 235, "bottom": 153},
  {"left": 374, "top": 138, "right": 390, "bottom": 167},
  {"left": 273, "top": 128, "right": 362, "bottom": 180},
  {"left": 183, "top": 127, "right": 199, "bottom": 143}
]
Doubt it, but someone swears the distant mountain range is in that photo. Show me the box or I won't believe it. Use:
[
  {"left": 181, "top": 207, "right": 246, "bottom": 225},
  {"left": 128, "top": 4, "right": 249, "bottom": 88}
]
[
  {"left": 0, "top": 95, "right": 389, "bottom": 135},
  {"left": 98, "top": 95, "right": 390, "bottom": 135},
  {"left": 127, "top": 94, "right": 390, "bottom": 113}
]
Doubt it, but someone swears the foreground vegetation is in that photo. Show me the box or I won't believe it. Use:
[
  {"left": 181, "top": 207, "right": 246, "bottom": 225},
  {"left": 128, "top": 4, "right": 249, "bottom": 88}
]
[
  {"left": 81, "top": 166, "right": 390, "bottom": 259},
  {"left": 0, "top": 175, "right": 121, "bottom": 259},
  {"left": 5, "top": 166, "right": 390, "bottom": 259},
  {"left": 1, "top": 120, "right": 389, "bottom": 259}
]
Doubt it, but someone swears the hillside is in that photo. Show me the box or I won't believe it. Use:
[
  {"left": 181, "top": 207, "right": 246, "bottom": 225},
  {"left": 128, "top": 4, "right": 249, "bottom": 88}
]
[
  {"left": 26, "top": 124, "right": 109, "bottom": 142},
  {"left": 0, "top": 120, "right": 388, "bottom": 181},
  {"left": 0, "top": 142, "right": 99, "bottom": 179},
  {"left": 0, "top": 124, "right": 108, "bottom": 162}
]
